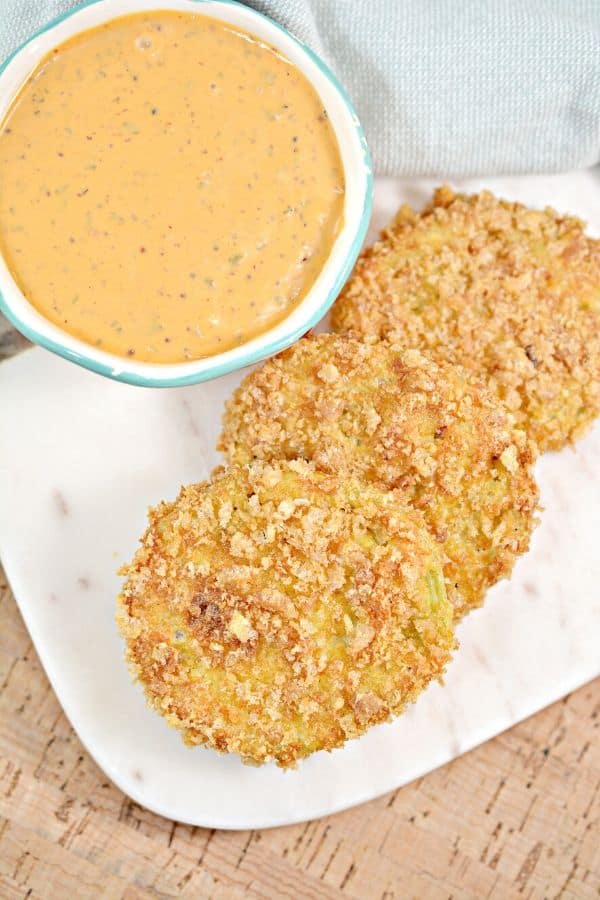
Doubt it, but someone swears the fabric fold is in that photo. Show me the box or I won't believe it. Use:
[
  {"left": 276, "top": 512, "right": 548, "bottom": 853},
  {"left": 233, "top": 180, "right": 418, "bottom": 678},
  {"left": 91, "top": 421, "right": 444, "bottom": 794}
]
[{"left": 1, "top": 0, "right": 599, "bottom": 176}]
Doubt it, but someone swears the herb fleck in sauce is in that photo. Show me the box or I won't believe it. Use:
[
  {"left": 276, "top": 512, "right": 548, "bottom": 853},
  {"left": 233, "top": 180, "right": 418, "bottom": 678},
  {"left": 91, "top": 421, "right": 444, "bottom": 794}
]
[{"left": 0, "top": 11, "right": 345, "bottom": 362}]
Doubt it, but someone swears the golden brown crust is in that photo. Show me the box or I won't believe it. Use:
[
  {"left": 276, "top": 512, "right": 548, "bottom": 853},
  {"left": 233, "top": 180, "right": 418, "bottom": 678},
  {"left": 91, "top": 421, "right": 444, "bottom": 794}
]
[
  {"left": 219, "top": 335, "right": 539, "bottom": 616},
  {"left": 117, "top": 460, "right": 454, "bottom": 767},
  {"left": 331, "top": 186, "right": 600, "bottom": 451}
]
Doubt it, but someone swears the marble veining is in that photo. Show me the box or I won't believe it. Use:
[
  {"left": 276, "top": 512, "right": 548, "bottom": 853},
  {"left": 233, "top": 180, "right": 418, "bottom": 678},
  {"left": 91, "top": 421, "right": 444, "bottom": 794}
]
[{"left": 0, "top": 171, "right": 599, "bottom": 829}]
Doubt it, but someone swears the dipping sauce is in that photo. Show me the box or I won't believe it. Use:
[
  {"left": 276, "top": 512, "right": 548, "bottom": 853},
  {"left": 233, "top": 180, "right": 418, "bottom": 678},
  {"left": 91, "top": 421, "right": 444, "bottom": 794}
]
[{"left": 0, "top": 11, "right": 344, "bottom": 363}]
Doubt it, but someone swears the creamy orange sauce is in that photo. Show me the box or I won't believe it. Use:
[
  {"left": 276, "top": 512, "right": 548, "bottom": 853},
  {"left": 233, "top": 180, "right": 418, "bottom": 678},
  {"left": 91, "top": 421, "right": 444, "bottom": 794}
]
[{"left": 0, "top": 11, "right": 344, "bottom": 362}]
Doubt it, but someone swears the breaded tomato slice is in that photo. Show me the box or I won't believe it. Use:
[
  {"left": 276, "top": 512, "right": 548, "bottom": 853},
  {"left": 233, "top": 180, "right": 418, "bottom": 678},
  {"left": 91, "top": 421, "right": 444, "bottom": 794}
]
[
  {"left": 331, "top": 186, "right": 600, "bottom": 451},
  {"left": 219, "top": 336, "right": 539, "bottom": 616},
  {"left": 117, "top": 460, "right": 453, "bottom": 767}
]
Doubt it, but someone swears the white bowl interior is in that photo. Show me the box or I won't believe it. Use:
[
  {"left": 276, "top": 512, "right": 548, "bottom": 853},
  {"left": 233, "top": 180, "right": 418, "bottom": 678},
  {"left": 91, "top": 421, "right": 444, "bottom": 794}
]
[{"left": 0, "top": 0, "right": 371, "bottom": 382}]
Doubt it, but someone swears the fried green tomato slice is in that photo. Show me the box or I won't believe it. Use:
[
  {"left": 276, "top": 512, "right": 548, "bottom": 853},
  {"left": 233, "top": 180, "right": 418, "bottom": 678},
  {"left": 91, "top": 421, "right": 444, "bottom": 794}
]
[
  {"left": 219, "top": 336, "right": 539, "bottom": 617},
  {"left": 331, "top": 186, "right": 600, "bottom": 452},
  {"left": 117, "top": 460, "right": 453, "bottom": 768}
]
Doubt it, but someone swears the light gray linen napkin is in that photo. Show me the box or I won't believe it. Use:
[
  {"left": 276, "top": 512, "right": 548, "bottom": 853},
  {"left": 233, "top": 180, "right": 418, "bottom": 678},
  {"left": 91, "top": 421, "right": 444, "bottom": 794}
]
[{"left": 1, "top": 0, "right": 599, "bottom": 177}]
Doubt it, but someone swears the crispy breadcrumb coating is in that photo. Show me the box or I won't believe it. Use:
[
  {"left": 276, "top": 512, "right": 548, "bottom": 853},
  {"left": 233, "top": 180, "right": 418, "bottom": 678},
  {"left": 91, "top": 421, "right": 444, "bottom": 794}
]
[
  {"left": 331, "top": 186, "right": 600, "bottom": 451},
  {"left": 219, "top": 336, "right": 539, "bottom": 616},
  {"left": 117, "top": 460, "right": 454, "bottom": 767}
]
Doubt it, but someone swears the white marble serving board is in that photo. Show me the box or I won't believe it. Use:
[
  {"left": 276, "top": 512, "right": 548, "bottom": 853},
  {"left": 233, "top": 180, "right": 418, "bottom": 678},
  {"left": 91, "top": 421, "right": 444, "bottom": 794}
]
[{"left": 1, "top": 172, "right": 600, "bottom": 830}]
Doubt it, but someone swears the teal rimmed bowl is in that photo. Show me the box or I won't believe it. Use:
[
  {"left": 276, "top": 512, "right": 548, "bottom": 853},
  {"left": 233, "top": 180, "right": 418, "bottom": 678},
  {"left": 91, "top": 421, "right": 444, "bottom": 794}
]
[{"left": 0, "top": 0, "right": 372, "bottom": 387}]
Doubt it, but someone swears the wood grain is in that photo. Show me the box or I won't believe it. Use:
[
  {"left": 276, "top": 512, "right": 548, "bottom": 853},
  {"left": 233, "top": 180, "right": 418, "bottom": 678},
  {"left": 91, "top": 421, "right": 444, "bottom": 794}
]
[{"left": 0, "top": 564, "right": 598, "bottom": 900}]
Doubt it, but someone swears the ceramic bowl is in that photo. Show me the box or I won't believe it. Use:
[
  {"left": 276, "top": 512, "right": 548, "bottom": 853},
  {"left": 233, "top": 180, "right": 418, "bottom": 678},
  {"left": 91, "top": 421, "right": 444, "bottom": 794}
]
[{"left": 0, "top": 0, "right": 372, "bottom": 386}]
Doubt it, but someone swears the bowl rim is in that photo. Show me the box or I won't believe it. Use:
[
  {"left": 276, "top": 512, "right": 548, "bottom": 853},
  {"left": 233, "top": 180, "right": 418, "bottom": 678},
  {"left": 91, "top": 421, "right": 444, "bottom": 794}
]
[{"left": 0, "top": 0, "right": 372, "bottom": 387}]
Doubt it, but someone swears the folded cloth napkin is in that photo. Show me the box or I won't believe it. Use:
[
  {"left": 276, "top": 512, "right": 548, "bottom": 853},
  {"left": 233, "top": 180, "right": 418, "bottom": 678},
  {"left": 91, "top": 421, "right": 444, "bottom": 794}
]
[{"left": 1, "top": 1, "right": 599, "bottom": 176}]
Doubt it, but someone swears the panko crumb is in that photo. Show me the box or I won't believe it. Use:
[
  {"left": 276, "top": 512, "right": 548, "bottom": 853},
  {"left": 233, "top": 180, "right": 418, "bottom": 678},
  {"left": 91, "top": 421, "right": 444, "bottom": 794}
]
[
  {"left": 117, "top": 461, "right": 454, "bottom": 767},
  {"left": 331, "top": 186, "right": 600, "bottom": 451},
  {"left": 219, "top": 335, "right": 540, "bottom": 617}
]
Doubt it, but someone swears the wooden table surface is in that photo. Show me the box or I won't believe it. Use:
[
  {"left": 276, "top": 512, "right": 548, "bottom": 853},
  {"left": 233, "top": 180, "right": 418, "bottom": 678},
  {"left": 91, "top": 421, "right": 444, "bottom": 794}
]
[{"left": 0, "top": 565, "right": 598, "bottom": 899}]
